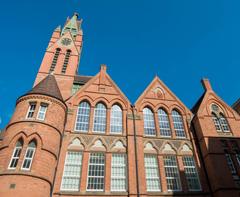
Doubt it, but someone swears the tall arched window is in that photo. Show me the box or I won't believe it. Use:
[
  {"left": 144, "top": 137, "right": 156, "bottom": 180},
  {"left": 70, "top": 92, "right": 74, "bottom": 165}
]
[
  {"left": 172, "top": 110, "right": 186, "bottom": 138},
  {"left": 110, "top": 104, "right": 123, "bottom": 134},
  {"left": 8, "top": 139, "right": 23, "bottom": 169},
  {"left": 61, "top": 49, "right": 71, "bottom": 74},
  {"left": 75, "top": 101, "right": 91, "bottom": 132},
  {"left": 21, "top": 140, "right": 36, "bottom": 170},
  {"left": 93, "top": 103, "right": 107, "bottom": 133},
  {"left": 212, "top": 112, "right": 230, "bottom": 132},
  {"left": 143, "top": 107, "right": 156, "bottom": 136},
  {"left": 158, "top": 108, "right": 171, "bottom": 137},
  {"left": 212, "top": 113, "right": 221, "bottom": 131},
  {"left": 49, "top": 48, "right": 61, "bottom": 73}
]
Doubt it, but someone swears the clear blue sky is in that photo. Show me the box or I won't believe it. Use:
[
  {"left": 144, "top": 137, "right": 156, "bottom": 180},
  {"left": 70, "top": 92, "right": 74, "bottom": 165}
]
[{"left": 0, "top": 0, "right": 240, "bottom": 127}]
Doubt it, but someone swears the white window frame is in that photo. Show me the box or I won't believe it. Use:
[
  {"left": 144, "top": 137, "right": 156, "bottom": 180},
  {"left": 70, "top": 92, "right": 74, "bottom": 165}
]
[
  {"left": 171, "top": 110, "right": 186, "bottom": 138},
  {"left": 163, "top": 155, "right": 182, "bottom": 192},
  {"left": 21, "top": 143, "right": 36, "bottom": 171},
  {"left": 110, "top": 105, "right": 123, "bottom": 134},
  {"left": 86, "top": 152, "right": 105, "bottom": 192},
  {"left": 158, "top": 108, "right": 171, "bottom": 137},
  {"left": 93, "top": 103, "right": 107, "bottom": 133},
  {"left": 182, "top": 156, "right": 201, "bottom": 191},
  {"left": 8, "top": 142, "right": 22, "bottom": 169},
  {"left": 111, "top": 154, "right": 127, "bottom": 192},
  {"left": 74, "top": 101, "right": 91, "bottom": 132},
  {"left": 26, "top": 102, "right": 36, "bottom": 119},
  {"left": 143, "top": 107, "right": 156, "bottom": 136},
  {"left": 61, "top": 151, "right": 83, "bottom": 191},
  {"left": 144, "top": 154, "right": 161, "bottom": 192},
  {"left": 37, "top": 104, "right": 47, "bottom": 121}
]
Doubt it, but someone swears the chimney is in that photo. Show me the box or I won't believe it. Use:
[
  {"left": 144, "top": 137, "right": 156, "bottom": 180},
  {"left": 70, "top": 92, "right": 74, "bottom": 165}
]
[
  {"left": 99, "top": 64, "right": 107, "bottom": 85},
  {"left": 201, "top": 78, "right": 212, "bottom": 91}
]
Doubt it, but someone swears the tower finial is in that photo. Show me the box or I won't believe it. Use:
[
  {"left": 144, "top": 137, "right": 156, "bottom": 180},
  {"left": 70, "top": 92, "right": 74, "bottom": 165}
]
[{"left": 74, "top": 12, "right": 79, "bottom": 18}]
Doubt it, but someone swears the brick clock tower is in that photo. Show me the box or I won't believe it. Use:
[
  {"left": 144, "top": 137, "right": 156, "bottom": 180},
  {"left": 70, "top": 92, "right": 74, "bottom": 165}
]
[{"left": 0, "top": 12, "right": 240, "bottom": 197}]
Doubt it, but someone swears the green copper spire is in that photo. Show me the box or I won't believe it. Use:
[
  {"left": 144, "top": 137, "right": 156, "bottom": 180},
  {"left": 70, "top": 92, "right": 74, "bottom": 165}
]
[{"left": 61, "top": 13, "right": 82, "bottom": 37}]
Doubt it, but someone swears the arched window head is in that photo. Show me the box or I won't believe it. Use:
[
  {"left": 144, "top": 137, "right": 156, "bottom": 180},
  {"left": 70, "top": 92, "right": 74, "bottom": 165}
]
[
  {"left": 93, "top": 103, "right": 107, "bottom": 133},
  {"left": 143, "top": 107, "right": 156, "bottom": 136},
  {"left": 21, "top": 140, "right": 36, "bottom": 170},
  {"left": 75, "top": 101, "right": 90, "bottom": 132},
  {"left": 49, "top": 48, "right": 61, "bottom": 73},
  {"left": 110, "top": 104, "right": 123, "bottom": 134},
  {"left": 61, "top": 49, "right": 71, "bottom": 74},
  {"left": 158, "top": 108, "right": 171, "bottom": 137},
  {"left": 8, "top": 139, "right": 23, "bottom": 169},
  {"left": 171, "top": 110, "right": 186, "bottom": 138}
]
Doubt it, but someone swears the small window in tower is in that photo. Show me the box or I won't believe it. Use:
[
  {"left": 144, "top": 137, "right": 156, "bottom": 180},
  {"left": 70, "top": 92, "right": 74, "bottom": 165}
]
[
  {"left": 8, "top": 139, "right": 23, "bottom": 169},
  {"left": 49, "top": 48, "right": 61, "bottom": 73},
  {"left": 61, "top": 50, "right": 71, "bottom": 74},
  {"left": 37, "top": 103, "right": 48, "bottom": 121},
  {"left": 21, "top": 141, "right": 36, "bottom": 170},
  {"left": 26, "top": 102, "right": 37, "bottom": 119}
]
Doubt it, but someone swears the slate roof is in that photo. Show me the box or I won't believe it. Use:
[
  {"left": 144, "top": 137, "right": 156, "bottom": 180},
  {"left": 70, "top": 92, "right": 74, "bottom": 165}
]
[
  {"left": 26, "top": 75, "right": 63, "bottom": 101},
  {"left": 74, "top": 75, "right": 92, "bottom": 84}
]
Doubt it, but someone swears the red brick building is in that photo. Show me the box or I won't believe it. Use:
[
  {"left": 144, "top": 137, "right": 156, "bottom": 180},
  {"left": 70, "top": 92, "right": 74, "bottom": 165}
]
[{"left": 0, "top": 13, "right": 240, "bottom": 197}]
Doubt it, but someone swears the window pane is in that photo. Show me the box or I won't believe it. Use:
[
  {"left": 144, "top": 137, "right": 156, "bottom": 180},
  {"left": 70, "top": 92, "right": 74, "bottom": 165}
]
[
  {"left": 26, "top": 103, "right": 36, "bottom": 119},
  {"left": 93, "top": 103, "right": 107, "bottom": 133},
  {"left": 163, "top": 155, "right": 181, "bottom": 191},
  {"left": 21, "top": 142, "right": 36, "bottom": 170},
  {"left": 225, "top": 154, "right": 236, "bottom": 174},
  {"left": 61, "top": 151, "right": 83, "bottom": 191},
  {"left": 158, "top": 108, "right": 171, "bottom": 137},
  {"left": 143, "top": 108, "right": 156, "bottom": 136},
  {"left": 111, "top": 154, "right": 127, "bottom": 191},
  {"left": 9, "top": 141, "right": 23, "bottom": 169},
  {"left": 37, "top": 105, "right": 47, "bottom": 120},
  {"left": 110, "top": 105, "right": 123, "bottom": 134},
  {"left": 212, "top": 113, "right": 221, "bottom": 131},
  {"left": 219, "top": 114, "right": 230, "bottom": 132},
  {"left": 87, "top": 153, "right": 105, "bottom": 191},
  {"left": 144, "top": 155, "right": 161, "bottom": 191},
  {"left": 75, "top": 101, "right": 90, "bottom": 132},
  {"left": 182, "top": 156, "right": 201, "bottom": 191},
  {"left": 172, "top": 110, "right": 186, "bottom": 138}
]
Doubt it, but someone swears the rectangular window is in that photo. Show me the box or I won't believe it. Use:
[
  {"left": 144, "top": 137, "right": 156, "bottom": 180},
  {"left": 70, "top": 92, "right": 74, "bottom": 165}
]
[
  {"left": 144, "top": 154, "right": 161, "bottom": 191},
  {"left": 225, "top": 154, "right": 236, "bottom": 174},
  {"left": 26, "top": 103, "right": 36, "bottom": 119},
  {"left": 182, "top": 156, "right": 201, "bottom": 191},
  {"left": 8, "top": 146, "right": 22, "bottom": 169},
  {"left": 111, "top": 154, "right": 127, "bottom": 191},
  {"left": 21, "top": 146, "right": 36, "bottom": 170},
  {"left": 37, "top": 104, "right": 47, "bottom": 120},
  {"left": 87, "top": 153, "right": 105, "bottom": 191},
  {"left": 61, "top": 151, "right": 83, "bottom": 191},
  {"left": 236, "top": 154, "right": 240, "bottom": 166},
  {"left": 163, "top": 155, "right": 181, "bottom": 191}
]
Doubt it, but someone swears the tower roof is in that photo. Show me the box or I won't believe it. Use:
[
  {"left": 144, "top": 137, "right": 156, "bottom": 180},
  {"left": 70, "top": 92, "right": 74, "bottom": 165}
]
[
  {"left": 61, "top": 13, "right": 82, "bottom": 37},
  {"left": 26, "top": 75, "right": 63, "bottom": 101}
]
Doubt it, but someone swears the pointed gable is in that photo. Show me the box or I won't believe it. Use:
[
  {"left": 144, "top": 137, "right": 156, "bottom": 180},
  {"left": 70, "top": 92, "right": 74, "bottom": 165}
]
[
  {"left": 67, "top": 65, "right": 130, "bottom": 108},
  {"left": 192, "top": 79, "right": 239, "bottom": 118},
  {"left": 25, "top": 75, "right": 63, "bottom": 101},
  {"left": 135, "top": 76, "right": 192, "bottom": 116},
  {"left": 61, "top": 13, "right": 82, "bottom": 37}
]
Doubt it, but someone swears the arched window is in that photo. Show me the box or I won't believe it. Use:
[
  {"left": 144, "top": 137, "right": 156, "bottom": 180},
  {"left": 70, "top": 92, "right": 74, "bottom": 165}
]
[
  {"left": 8, "top": 139, "right": 23, "bottom": 169},
  {"left": 110, "top": 104, "right": 123, "bottom": 134},
  {"left": 212, "top": 112, "right": 230, "bottom": 132},
  {"left": 21, "top": 141, "right": 36, "bottom": 170},
  {"left": 61, "top": 49, "right": 71, "bottom": 74},
  {"left": 93, "top": 103, "right": 107, "bottom": 133},
  {"left": 143, "top": 107, "right": 156, "bottom": 136},
  {"left": 75, "top": 101, "right": 91, "bottom": 132},
  {"left": 171, "top": 110, "right": 186, "bottom": 138},
  {"left": 212, "top": 113, "right": 221, "bottom": 131},
  {"left": 49, "top": 48, "right": 61, "bottom": 73},
  {"left": 158, "top": 108, "right": 171, "bottom": 137}
]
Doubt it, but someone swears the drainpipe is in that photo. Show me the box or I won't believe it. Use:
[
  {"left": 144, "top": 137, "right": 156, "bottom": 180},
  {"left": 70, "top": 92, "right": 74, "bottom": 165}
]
[
  {"left": 131, "top": 105, "right": 140, "bottom": 197},
  {"left": 191, "top": 116, "right": 213, "bottom": 196}
]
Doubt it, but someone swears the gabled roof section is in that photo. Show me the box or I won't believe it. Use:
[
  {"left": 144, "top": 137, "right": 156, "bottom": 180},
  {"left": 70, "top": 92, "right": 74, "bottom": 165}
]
[
  {"left": 192, "top": 79, "right": 239, "bottom": 117},
  {"left": 74, "top": 75, "right": 93, "bottom": 85},
  {"left": 135, "top": 75, "right": 191, "bottom": 114},
  {"left": 26, "top": 74, "right": 63, "bottom": 101},
  {"left": 61, "top": 13, "right": 82, "bottom": 37}
]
